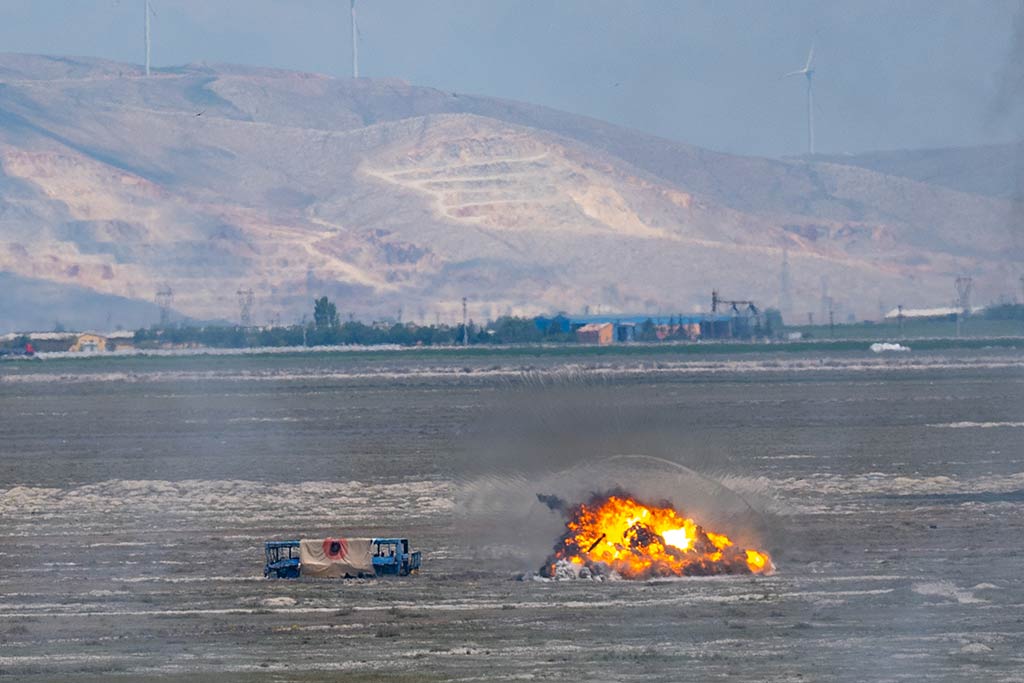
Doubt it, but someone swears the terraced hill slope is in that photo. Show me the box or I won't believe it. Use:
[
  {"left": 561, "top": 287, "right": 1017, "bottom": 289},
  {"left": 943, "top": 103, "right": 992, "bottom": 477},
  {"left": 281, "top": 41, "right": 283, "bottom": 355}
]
[{"left": 0, "top": 54, "right": 1019, "bottom": 330}]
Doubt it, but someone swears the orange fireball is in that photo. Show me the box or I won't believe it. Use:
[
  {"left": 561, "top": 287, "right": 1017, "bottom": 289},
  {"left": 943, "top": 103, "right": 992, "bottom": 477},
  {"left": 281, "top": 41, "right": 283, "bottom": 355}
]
[{"left": 541, "top": 492, "right": 772, "bottom": 579}]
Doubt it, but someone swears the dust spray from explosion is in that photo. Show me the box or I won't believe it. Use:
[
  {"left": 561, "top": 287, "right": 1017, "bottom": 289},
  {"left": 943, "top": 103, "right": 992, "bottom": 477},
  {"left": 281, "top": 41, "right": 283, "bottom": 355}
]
[{"left": 539, "top": 490, "right": 772, "bottom": 580}]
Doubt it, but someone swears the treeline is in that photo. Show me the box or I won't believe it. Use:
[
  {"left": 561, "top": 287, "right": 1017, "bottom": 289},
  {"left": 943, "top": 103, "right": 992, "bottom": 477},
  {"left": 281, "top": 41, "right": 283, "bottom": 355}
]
[
  {"left": 133, "top": 313, "right": 555, "bottom": 349},
  {"left": 131, "top": 296, "right": 785, "bottom": 350},
  {"left": 131, "top": 313, "right": 786, "bottom": 350},
  {"left": 134, "top": 321, "right": 458, "bottom": 349},
  {"left": 982, "top": 303, "right": 1024, "bottom": 321}
]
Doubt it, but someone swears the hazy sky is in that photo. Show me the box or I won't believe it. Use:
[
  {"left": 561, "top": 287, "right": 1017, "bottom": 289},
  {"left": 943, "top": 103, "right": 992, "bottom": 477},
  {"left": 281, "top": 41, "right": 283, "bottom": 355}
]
[{"left": 2, "top": 0, "right": 1021, "bottom": 157}]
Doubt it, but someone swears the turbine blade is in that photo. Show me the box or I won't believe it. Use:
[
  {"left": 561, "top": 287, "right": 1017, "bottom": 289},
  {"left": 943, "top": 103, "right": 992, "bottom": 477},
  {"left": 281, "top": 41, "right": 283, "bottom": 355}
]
[
  {"left": 784, "top": 69, "right": 805, "bottom": 77},
  {"left": 805, "top": 43, "right": 814, "bottom": 71}
]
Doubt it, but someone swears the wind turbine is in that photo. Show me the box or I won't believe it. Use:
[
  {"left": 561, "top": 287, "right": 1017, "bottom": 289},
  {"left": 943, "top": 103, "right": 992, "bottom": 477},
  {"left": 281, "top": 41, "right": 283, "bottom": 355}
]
[
  {"left": 144, "top": 0, "right": 156, "bottom": 77},
  {"left": 350, "top": 0, "right": 359, "bottom": 78},
  {"left": 785, "top": 43, "right": 815, "bottom": 155}
]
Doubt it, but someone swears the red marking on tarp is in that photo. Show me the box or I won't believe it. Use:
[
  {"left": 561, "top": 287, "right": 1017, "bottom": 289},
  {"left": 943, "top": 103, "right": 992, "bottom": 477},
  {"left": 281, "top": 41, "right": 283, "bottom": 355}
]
[{"left": 323, "top": 537, "right": 349, "bottom": 560}]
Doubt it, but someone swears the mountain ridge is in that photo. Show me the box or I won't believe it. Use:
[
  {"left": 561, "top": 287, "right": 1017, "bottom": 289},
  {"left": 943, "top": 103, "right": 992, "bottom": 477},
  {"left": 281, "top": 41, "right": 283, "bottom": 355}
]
[{"left": 0, "top": 54, "right": 1019, "bottom": 331}]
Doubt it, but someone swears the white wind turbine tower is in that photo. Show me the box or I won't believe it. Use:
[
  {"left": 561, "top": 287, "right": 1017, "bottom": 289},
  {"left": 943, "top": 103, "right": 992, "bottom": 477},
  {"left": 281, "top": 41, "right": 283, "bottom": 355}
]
[
  {"left": 144, "top": 0, "right": 156, "bottom": 77},
  {"left": 785, "top": 43, "right": 815, "bottom": 155},
  {"left": 350, "top": 0, "right": 360, "bottom": 78}
]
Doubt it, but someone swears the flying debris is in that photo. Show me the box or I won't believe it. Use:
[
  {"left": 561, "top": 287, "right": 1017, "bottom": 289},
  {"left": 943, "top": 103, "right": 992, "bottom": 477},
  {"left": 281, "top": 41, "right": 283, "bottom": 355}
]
[
  {"left": 537, "top": 493, "right": 567, "bottom": 512},
  {"left": 539, "top": 491, "right": 772, "bottom": 580}
]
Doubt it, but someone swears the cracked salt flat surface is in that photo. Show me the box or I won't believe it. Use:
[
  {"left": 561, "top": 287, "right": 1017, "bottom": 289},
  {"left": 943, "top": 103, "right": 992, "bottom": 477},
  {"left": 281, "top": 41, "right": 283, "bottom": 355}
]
[
  {"left": 4, "top": 349, "right": 1024, "bottom": 386},
  {"left": 0, "top": 479, "right": 454, "bottom": 527},
  {"left": 1, "top": 349, "right": 1022, "bottom": 681},
  {"left": 928, "top": 421, "right": 1024, "bottom": 428}
]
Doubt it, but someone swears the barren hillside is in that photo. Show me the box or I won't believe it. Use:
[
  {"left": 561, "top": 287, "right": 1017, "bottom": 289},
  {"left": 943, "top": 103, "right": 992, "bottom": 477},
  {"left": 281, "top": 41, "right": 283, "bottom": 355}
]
[{"left": 0, "top": 54, "right": 1019, "bottom": 330}]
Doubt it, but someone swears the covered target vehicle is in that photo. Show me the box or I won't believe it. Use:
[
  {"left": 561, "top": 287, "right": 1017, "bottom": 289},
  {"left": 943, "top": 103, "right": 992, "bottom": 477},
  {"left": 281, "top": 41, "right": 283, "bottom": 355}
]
[{"left": 264, "top": 537, "right": 421, "bottom": 579}]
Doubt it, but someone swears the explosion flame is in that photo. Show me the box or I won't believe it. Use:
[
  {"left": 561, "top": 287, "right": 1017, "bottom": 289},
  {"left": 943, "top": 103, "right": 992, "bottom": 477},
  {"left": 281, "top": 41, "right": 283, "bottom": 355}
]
[{"left": 540, "top": 491, "right": 772, "bottom": 579}]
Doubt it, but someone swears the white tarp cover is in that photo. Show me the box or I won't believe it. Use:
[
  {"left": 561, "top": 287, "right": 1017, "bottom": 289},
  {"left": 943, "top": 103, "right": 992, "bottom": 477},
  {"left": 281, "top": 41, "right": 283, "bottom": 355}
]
[{"left": 299, "top": 537, "right": 374, "bottom": 578}]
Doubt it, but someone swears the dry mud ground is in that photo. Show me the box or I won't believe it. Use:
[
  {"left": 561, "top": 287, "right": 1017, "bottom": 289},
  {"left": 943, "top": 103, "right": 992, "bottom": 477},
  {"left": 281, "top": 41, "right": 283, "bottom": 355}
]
[{"left": 1, "top": 348, "right": 1023, "bottom": 681}]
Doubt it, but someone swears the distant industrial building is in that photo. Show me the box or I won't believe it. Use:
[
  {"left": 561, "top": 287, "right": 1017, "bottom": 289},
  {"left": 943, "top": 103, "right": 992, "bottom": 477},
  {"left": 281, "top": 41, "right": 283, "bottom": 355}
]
[
  {"left": 70, "top": 333, "right": 108, "bottom": 353},
  {"left": 0, "top": 331, "right": 134, "bottom": 353},
  {"left": 535, "top": 310, "right": 753, "bottom": 344},
  {"left": 883, "top": 307, "right": 961, "bottom": 321},
  {"left": 575, "top": 322, "right": 615, "bottom": 345}
]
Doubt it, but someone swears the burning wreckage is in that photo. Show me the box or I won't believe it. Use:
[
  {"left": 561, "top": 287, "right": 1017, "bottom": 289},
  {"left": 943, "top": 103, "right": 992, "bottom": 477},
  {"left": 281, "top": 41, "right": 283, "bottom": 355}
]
[{"left": 537, "top": 491, "right": 772, "bottom": 580}]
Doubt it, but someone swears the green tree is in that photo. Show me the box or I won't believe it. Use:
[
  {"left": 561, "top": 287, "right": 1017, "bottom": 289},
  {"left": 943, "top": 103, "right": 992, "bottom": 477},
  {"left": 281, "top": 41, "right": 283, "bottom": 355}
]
[
  {"left": 984, "top": 303, "right": 1024, "bottom": 321},
  {"left": 313, "top": 296, "right": 339, "bottom": 329},
  {"left": 487, "top": 316, "right": 543, "bottom": 343},
  {"left": 639, "top": 318, "right": 658, "bottom": 342}
]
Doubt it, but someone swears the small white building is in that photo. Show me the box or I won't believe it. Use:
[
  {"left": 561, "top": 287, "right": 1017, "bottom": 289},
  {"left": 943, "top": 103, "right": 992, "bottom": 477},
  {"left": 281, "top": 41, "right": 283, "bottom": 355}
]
[{"left": 884, "top": 307, "right": 959, "bottom": 320}]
